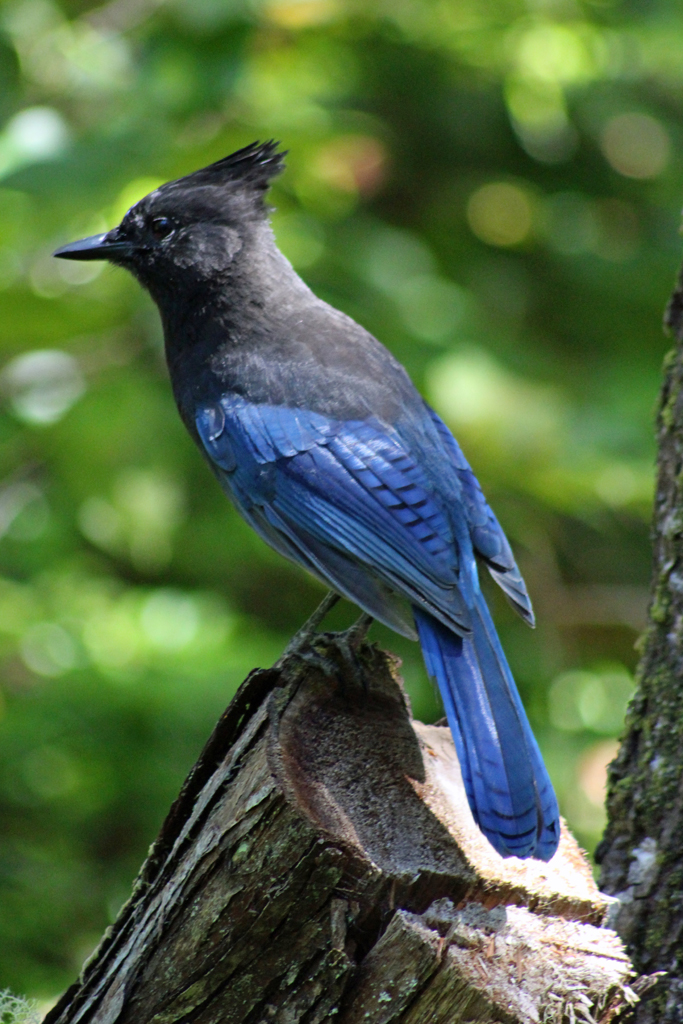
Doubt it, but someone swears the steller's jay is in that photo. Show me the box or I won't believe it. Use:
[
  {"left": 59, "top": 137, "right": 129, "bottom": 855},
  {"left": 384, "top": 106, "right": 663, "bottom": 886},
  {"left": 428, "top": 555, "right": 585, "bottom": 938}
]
[{"left": 55, "top": 141, "right": 560, "bottom": 861}]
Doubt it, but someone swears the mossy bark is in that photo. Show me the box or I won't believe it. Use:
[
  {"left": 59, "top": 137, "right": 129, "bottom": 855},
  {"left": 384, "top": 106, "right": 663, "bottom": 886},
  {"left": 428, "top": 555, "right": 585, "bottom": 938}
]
[
  {"left": 597, "top": 267, "right": 683, "bottom": 1022},
  {"left": 43, "top": 635, "right": 636, "bottom": 1024}
]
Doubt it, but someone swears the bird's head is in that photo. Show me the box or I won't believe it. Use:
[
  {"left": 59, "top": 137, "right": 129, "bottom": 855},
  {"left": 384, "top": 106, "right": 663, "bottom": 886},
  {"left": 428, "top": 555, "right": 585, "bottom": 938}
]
[{"left": 54, "top": 141, "right": 286, "bottom": 298}]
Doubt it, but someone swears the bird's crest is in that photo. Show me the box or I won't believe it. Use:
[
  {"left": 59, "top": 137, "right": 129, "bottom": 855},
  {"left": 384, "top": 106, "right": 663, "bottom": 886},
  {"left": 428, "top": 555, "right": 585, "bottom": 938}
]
[{"left": 169, "top": 141, "right": 286, "bottom": 195}]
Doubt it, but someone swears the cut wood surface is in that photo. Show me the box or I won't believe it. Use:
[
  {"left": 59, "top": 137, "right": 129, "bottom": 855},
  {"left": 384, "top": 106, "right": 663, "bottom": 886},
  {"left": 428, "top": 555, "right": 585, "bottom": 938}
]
[{"left": 44, "top": 634, "right": 639, "bottom": 1024}]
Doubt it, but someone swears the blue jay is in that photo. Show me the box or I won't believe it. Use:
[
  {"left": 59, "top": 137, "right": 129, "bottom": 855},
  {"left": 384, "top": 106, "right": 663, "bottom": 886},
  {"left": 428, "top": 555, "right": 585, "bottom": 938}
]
[{"left": 55, "top": 141, "right": 560, "bottom": 861}]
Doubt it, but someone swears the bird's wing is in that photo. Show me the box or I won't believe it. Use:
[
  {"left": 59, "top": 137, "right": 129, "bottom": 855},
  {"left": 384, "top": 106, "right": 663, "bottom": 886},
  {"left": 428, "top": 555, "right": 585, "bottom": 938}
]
[
  {"left": 426, "top": 405, "right": 534, "bottom": 626},
  {"left": 196, "top": 396, "right": 472, "bottom": 635}
]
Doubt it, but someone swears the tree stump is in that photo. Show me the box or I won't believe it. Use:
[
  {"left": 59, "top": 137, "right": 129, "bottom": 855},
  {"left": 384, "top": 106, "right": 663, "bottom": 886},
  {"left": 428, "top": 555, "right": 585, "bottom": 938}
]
[{"left": 44, "top": 636, "right": 638, "bottom": 1024}]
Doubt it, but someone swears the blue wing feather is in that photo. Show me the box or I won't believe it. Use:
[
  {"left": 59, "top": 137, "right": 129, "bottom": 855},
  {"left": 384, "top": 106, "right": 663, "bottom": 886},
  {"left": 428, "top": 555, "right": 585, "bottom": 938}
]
[
  {"left": 272, "top": 448, "right": 471, "bottom": 632},
  {"left": 426, "top": 405, "right": 534, "bottom": 626},
  {"left": 255, "top": 500, "right": 418, "bottom": 638},
  {"left": 330, "top": 427, "right": 454, "bottom": 562},
  {"left": 197, "top": 396, "right": 470, "bottom": 631}
]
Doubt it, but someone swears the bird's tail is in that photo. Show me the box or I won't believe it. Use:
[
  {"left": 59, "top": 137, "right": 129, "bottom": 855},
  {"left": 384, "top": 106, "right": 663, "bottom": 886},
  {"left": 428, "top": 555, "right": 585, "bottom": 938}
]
[{"left": 414, "top": 595, "right": 559, "bottom": 861}]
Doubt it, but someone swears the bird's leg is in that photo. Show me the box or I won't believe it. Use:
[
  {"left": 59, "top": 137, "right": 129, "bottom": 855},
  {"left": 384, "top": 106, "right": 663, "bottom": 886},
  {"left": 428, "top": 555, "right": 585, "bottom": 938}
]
[
  {"left": 345, "top": 612, "right": 374, "bottom": 652},
  {"left": 330, "top": 612, "right": 374, "bottom": 692},
  {"left": 277, "top": 591, "right": 340, "bottom": 671},
  {"left": 293, "top": 590, "right": 340, "bottom": 644}
]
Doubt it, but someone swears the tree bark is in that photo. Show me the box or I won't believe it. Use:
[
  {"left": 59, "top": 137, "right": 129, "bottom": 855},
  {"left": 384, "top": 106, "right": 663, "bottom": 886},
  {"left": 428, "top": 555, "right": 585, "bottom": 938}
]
[
  {"left": 598, "top": 266, "right": 683, "bottom": 1021},
  {"left": 43, "top": 633, "right": 638, "bottom": 1024}
]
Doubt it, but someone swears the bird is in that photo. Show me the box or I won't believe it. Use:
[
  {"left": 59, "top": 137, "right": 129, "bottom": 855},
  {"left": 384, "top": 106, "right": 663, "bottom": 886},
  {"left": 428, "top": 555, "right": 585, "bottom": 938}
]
[{"left": 54, "top": 140, "right": 560, "bottom": 861}]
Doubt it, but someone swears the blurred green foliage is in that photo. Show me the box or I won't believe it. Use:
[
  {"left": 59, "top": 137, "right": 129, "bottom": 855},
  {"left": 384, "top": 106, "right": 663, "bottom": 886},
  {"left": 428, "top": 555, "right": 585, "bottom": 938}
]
[{"left": 0, "top": 0, "right": 679, "bottom": 1001}]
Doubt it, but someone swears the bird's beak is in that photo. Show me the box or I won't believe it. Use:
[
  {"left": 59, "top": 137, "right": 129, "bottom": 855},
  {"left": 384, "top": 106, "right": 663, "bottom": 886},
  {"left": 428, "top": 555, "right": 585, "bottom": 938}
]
[{"left": 53, "top": 230, "right": 132, "bottom": 262}]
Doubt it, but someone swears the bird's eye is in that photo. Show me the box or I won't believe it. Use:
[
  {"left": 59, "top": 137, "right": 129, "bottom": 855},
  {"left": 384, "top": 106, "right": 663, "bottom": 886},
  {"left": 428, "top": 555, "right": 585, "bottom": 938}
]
[{"left": 150, "top": 216, "right": 173, "bottom": 240}]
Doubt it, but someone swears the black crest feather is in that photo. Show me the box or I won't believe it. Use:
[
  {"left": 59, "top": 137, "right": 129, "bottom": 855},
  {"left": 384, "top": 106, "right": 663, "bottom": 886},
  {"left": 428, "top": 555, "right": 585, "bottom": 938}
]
[{"left": 173, "top": 141, "right": 286, "bottom": 193}]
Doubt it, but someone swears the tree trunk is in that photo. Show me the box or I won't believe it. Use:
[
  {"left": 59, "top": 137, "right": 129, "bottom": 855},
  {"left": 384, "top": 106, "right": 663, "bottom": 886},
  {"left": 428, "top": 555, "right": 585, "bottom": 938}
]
[
  {"left": 597, "top": 265, "right": 683, "bottom": 1021},
  {"left": 43, "top": 633, "right": 638, "bottom": 1024}
]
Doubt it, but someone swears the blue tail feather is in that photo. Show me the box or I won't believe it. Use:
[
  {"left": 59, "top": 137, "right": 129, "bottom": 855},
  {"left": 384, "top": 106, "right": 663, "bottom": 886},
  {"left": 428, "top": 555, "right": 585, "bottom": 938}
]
[{"left": 414, "top": 597, "right": 560, "bottom": 861}]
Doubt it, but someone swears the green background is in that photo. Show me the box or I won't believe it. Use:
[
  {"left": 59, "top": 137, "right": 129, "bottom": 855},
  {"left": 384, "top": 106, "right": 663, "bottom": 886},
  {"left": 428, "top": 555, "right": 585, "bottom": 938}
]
[{"left": 0, "top": 0, "right": 678, "bottom": 1004}]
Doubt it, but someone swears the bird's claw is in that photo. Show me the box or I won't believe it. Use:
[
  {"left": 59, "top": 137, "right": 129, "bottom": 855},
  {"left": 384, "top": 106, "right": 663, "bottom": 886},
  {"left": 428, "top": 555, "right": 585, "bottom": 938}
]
[
  {"left": 288, "top": 644, "right": 340, "bottom": 679},
  {"left": 278, "top": 594, "right": 374, "bottom": 693}
]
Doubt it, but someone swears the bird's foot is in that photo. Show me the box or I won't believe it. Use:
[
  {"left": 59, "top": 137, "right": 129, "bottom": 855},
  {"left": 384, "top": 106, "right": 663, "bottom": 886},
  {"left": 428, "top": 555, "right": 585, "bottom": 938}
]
[
  {"left": 329, "top": 612, "right": 374, "bottom": 691},
  {"left": 279, "top": 596, "right": 374, "bottom": 692},
  {"left": 286, "top": 645, "right": 341, "bottom": 679}
]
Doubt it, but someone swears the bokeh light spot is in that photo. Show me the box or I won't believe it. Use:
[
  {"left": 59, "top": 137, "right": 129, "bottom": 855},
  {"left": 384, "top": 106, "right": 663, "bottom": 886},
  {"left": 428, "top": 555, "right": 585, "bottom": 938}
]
[
  {"left": 362, "top": 227, "right": 435, "bottom": 294},
  {"left": 313, "top": 135, "right": 387, "bottom": 196},
  {"left": 427, "top": 349, "right": 563, "bottom": 457},
  {"left": 78, "top": 497, "right": 122, "bottom": 550},
  {"left": 264, "top": 0, "right": 339, "bottom": 27},
  {"left": 1, "top": 349, "right": 85, "bottom": 425},
  {"left": 113, "top": 469, "right": 185, "bottom": 571},
  {"left": 82, "top": 606, "right": 139, "bottom": 672},
  {"left": 549, "top": 666, "right": 634, "bottom": 734},
  {"left": 601, "top": 113, "right": 670, "bottom": 180},
  {"left": 20, "top": 622, "right": 78, "bottom": 677},
  {"left": 140, "top": 590, "right": 199, "bottom": 651},
  {"left": 56, "top": 258, "right": 104, "bottom": 286},
  {"left": 467, "top": 183, "right": 533, "bottom": 247},
  {"left": 514, "top": 23, "right": 599, "bottom": 85},
  {"left": 0, "top": 106, "right": 70, "bottom": 179},
  {"left": 396, "top": 275, "right": 467, "bottom": 343}
]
